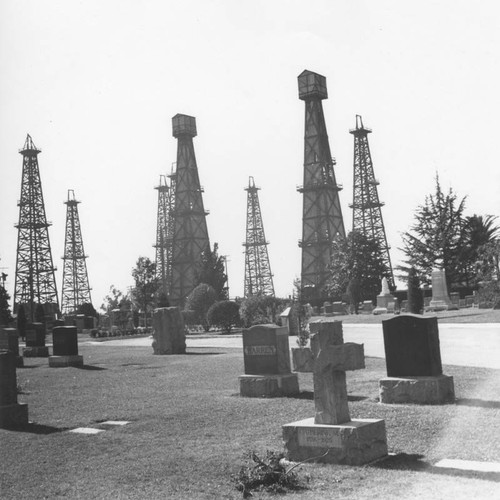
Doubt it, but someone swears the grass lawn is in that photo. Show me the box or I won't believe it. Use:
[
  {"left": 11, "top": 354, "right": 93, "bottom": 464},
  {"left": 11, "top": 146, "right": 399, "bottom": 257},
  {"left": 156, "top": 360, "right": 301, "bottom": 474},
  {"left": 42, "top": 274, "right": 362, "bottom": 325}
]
[{"left": 1, "top": 342, "right": 500, "bottom": 499}]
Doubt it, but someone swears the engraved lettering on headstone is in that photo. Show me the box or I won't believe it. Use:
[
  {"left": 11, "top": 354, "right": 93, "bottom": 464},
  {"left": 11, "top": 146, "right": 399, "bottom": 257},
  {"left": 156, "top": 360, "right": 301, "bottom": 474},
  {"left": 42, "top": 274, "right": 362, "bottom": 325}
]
[
  {"left": 244, "top": 345, "right": 276, "bottom": 356},
  {"left": 298, "top": 428, "right": 342, "bottom": 448}
]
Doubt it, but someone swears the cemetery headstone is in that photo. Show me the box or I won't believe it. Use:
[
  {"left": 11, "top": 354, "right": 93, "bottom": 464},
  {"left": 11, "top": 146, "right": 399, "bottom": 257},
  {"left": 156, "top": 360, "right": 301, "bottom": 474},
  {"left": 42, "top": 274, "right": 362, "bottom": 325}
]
[
  {"left": 152, "top": 307, "right": 186, "bottom": 354},
  {"left": 23, "top": 322, "right": 49, "bottom": 357},
  {"left": 323, "top": 302, "right": 333, "bottom": 317},
  {"left": 361, "top": 300, "right": 375, "bottom": 314},
  {"left": 283, "top": 319, "right": 387, "bottom": 465},
  {"left": 48, "top": 326, "right": 84, "bottom": 367},
  {"left": 239, "top": 324, "right": 299, "bottom": 397},
  {"left": 0, "top": 350, "right": 28, "bottom": 427},
  {"left": 332, "top": 301, "right": 346, "bottom": 315},
  {"left": 429, "top": 269, "right": 452, "bottom": 311},
  {"left": 0, "top": 328, "right": 23, "bottom": 367},
  {"left": 279, "top": 307, "right": 294, "bottom": 335},
  {"left": 373, "top": 277, "right": 395, "bottom": 315},
  {"left": 379, "top": 314, "right": 455, "bottom": 404}
]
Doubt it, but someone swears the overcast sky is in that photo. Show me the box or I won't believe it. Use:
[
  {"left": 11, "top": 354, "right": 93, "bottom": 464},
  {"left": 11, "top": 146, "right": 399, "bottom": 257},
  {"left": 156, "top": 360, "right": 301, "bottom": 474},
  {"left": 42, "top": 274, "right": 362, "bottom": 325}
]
[{"left": 1, "top": 0, "right": 499, "bottom": 309}]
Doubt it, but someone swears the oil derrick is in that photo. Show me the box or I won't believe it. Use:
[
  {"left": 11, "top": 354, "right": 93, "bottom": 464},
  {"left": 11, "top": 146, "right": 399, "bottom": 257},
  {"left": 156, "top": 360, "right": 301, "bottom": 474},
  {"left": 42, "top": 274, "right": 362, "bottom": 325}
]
[
  {"left": 297, "top": 70, "right": 345, "bottom": 303},
  {"left": 154, "top": 174, "right": 174, "bottom": 297},
  {"left": 169, "top": 114, "right": 210, "bottom": 306},
  {"left": 349, "top": 115, "right": 394, "bottom": 288},
  {"left": 14, "top": 135, "right": 59, "bottom": 320},
  {"left": 60, "top": 190, "right": 92, "bottom": 315},
  {"left": 243, "top": 176, "right": 275, "bottom": 297}
]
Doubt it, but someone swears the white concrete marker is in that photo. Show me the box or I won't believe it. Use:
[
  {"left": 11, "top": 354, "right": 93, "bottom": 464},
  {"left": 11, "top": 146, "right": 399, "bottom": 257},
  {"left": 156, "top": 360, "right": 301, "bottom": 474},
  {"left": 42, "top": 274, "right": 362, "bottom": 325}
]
[
  {"left": 100, "top": 421, "right": 130, "bottom": 426},
  {"left": 69, "top": 427, "right": 105, "bottom": 435},
  {"left": 434, "top": 459, "right": 500, "bottom": 473}
]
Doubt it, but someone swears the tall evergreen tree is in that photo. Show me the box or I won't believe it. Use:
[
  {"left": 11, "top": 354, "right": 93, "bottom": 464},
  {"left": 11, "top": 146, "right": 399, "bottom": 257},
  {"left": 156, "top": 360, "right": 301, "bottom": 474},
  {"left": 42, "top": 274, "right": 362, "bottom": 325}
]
[
  {"left": 194, "top": 243, "right": 228, "bottom": 300},
  {"left": 0, "top": 286, "right": 13, "bottom": 326}
]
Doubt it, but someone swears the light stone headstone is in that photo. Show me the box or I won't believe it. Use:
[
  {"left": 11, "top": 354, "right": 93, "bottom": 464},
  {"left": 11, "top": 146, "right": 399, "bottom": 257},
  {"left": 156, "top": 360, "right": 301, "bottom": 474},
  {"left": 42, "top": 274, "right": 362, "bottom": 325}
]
[
  {"left": 0, "top": 350, "right": 28, "bottom": 427},
  {"left": 283, "top": 319, "right": 388, "bottom": 465},
  {"left": 152, "top": 307, "right": 186, "bottom": 354},
  {"left": 429, "top": 269, "right": 452, "bottom": 311},
  {"left": 373, "top": 277, "right": 395, "bottom": 315}
]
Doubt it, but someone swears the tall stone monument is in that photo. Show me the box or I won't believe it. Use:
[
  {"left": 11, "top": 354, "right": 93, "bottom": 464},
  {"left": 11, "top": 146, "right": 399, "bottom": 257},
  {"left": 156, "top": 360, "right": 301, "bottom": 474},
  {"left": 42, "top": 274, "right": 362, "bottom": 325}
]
[
  {"left": 283, "top": 319, "right": 388, "bottom": 465},
  {"left": 429, "top": 268, "right": 452, "bottom": 311},
  {"left": 152, "top": 307, "right": 186, "bottom": 354},
  {"left": 0, "top": 350, "right": 28, "bottom": 427},
  {"left": 379, "top": 314, "right": 455, "bottom": 404},
  {"left": 23, "top": 322, "right": 49, "bottom": 357},
  {"left": 0, "top": 327, "right": 23, "bottom": 367},
  {"left": 373, "top": 277, "right": 395, "bottom": 315},
  {"left": 239, "top": 324, "right": 299, "bottom": 397},
  {"left": 48, "top": 326, "right": 84, "bottom": 367}
]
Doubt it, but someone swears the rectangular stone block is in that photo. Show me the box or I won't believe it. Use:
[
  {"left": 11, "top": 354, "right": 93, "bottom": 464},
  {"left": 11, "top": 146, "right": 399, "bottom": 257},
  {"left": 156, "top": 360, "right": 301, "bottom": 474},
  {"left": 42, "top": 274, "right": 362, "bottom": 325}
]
[
  {"left": 283, "top": 417, "right": 388, "bottom": 465},
  {"left": 291, "top": 347, "right": 314, "bottom": 373},
  {"left": 379, "top": 375, "right": 455, "bottom": 404},
  {"left": 239, "top": 373, "right": 299, "bottom": 398},
  {"left": 0, "top": 328, "right": 20, "bottom": 356},
  {"left": 0, "top": 403, "right": 29, "bottom": 428},
  {"left": 309, "top": 319, "right": 343, "bottom": 345},
  {"left": 152, "top": 307, "right": 186, "bottom": 354},
  {"left": 52, "top": 326, "right": 79, "bottom": 356},
  {"left": 242, "top": 324, "right": 290, "bottom": 375},
  {"left": 25, "top": 323, "right": 46, "bottom": 347},
  {"left": 0, "top": 351, "right": 18, "bottom": 406},
  {"left": 382, "top": 314, "right": 442, "bottom": 377},
  {"left": 318, "top": 343, "right": 365, "bottom": 372},
  {"left": 48, "top": 355, "right": 84, "bottom": 368}
]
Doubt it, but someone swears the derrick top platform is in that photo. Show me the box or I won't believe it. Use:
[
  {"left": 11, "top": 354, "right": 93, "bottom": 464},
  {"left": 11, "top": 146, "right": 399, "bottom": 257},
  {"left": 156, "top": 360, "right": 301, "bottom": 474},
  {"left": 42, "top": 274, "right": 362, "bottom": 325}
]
[
  {"left": 349, "top": 115, "right": 372, "bottom": 135},
  {"left": 19, "top": 134, "right": 41, "bottom": 155},
  {"left": 172, "top": 114, "right": 197, "bottom": 138},
  {"left": 298, "top": 70, "right": 328, "bottom": 100}
]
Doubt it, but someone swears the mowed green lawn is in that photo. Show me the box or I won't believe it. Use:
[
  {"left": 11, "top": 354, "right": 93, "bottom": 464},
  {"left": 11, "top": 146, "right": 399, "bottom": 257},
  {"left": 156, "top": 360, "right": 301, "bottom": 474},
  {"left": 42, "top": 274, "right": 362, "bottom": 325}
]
[{"left": 1, "top": 341, "right": 500, "bottom": 499}]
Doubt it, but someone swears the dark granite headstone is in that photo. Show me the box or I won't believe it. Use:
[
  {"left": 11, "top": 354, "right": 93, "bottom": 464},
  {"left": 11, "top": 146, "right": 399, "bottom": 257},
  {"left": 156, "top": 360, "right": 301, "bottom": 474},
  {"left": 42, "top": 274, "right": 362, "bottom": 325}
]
[
  {"left": 52, "top": 326, "right": 78, "bottom": 356},
  {"left": 25, "top": 323, "right": 46, "bottom": 347},
  {"left": 54, "top": 319, "right": 65, "bottom": 327},
  {"left": 242, "top": 324, "right": 290, "bottom": 375},
  {"left": 382, "top": 314, "right": 442, "bottom": 377},
  {"left": 0, "top": 350, "right": 17, "bottom": 406},
  {"left": 0, "top": 328, "right": 19, "bottom": 355}
]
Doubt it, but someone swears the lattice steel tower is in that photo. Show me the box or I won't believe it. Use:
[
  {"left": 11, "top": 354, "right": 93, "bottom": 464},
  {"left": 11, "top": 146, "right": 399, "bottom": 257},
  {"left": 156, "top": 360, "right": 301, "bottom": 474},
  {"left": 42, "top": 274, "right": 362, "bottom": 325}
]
[
  {"left": 349, "top": 115, "right": 394, "bottom": 289},
  {"left": 14, "top": 135, "right": 59, "bottom": 320},
  {"left": 169, "top": 114, "right": 210, "bottom": 306},
  {"left": 60, "top": 190, "right": 92, "bottom": 315},
  {"left": 243, "top": 176, "right": 275, "bottom": 297},
  {"left": 154, "top": 174, "right": 174, "bottom": 297},
  {"left": 297, "top": 70, "right": 345, "bottom": 303}
]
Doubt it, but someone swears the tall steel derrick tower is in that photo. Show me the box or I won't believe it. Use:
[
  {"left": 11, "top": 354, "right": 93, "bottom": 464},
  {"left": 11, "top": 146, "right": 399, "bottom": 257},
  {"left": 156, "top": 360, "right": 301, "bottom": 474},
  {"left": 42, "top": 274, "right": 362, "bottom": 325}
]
[
  {"left": 60, "top": 190, "right": 92, "bottom": 315},
  {"left": 243, "top": 176, "right": 275, "bottom": 297},
  {"left": 297, "top": 70, "right": 345, "bottom": 303},
  {"left": 154, "top": 174, "right": 174, "bottom": 296},
  {"left": 169, "top": 114, "right": 210, "bottom": 306},
  {"left": 14, "top": 135, "right": 59, "bottom": 320},
  {"left": 349, "top": 115, "right": 394, "bottom": 289}
]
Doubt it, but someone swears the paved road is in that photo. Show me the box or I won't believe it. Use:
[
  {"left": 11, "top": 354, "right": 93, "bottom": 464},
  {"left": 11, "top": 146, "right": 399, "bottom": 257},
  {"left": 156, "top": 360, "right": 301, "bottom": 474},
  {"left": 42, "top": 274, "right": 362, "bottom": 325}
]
[{"left": 87, "top": 323, "right": 500, "bottom": 369}]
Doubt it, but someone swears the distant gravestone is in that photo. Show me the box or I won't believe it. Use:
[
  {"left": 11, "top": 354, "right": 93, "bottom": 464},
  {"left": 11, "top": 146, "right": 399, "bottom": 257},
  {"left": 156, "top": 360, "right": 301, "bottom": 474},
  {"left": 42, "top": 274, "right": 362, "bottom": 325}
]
[
  {"left": 429, "top": 269, "right": 452, "bottom": 311},
  {"left": 323, "top": 302, "right": 333, "bottom": 317},
  {"left": 283, "top": 319, "right": 387, "bottom": 465},
  {"left": 23, "top": 322, "right": 49, "bottom": 357},
  {"left": 0, "top": 350, "right": 28, "bottom": 427},
  {"left": 239, "top": 324, "right": 299, "bottom": 397},
  {"left": 361, "top": 301, "right": 375, "bottom": 314},
  {"left": 373, "top": 278, "right": 395, "bottom": 315},
  {"left": 0, "top": 328, "right": 23, "bottom": 367},
  {"left": 49, "top": 326, "right": 84, "bottom": 367},
  {"left": 379, "top": 314, "right": 454, "bottom": 404},
  {"left": 152, "top": 307, "right": 186, "bottom": 354}
]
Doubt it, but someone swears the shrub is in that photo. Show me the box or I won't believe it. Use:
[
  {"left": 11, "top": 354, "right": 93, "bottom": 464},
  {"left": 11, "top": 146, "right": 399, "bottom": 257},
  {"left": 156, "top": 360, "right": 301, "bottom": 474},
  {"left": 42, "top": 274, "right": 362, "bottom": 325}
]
[
  {"left": 184, "top": 283, "right": 217, "bottom": 332},
  {"left": 407, "top": 267, "right": 424, "bottom": 314},
  {"left": 207, "top": 300, "right": 240, "bottom": 334},
  {"left": 239, "top": 295, "right": 288, "bottom": 328}
]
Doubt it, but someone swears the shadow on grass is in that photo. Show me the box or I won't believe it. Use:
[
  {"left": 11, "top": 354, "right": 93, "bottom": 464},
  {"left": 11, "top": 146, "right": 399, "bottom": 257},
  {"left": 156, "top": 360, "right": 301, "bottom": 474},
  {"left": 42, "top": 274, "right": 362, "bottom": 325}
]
[
  {"left": 185, "top": 351, "right": 225, "bottom": 356},
  {"left": 288, "top": 392, "right": 368, "bottom": 401},
  {"left": 18, "top": 365, "right": 41, "bottom": 369},
  {"left": 372, "top": 453, "right": 500, "bottom": 482},
  {"left": 75, "top": 365, "right": 107, "bottom": 371},
  {"left": 6, "top": 422, "right": 70, "bottom": 435},
  {"left": 456, "top": 398, "right": 500, "bottom": 409}
]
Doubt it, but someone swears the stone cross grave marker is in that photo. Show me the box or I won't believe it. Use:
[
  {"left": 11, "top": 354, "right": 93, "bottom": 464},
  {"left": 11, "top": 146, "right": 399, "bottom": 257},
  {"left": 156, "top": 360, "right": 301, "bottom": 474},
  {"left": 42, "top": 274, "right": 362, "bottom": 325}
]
[
  {"left": 283, "top": 319, "right": 388, "bottom": 465},
  {"left": 152, "top": 307, "right": 186, "bottom": 354},
  {"left": 49, "top": 326, "right": 84, "bottom": 367},
  {"left": 380, "top": 314, "right": 455, "bottom": 404},
  {"left": 0, "top": 350, "right": 28, "bottom": 427},
  {"left": 239, "top": 324, "right": 299, "bottom": 397},
  {"left": 0, "top": 327, "right": 23, "bottom": 367}
]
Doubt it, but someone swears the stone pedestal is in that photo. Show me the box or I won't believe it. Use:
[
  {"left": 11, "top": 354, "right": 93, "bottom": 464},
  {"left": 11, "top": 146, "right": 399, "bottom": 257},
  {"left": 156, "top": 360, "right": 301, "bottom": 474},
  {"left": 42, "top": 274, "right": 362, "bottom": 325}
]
[
  {"left": 0, "top": 350, "right": 28, "bottom": 428},
  {"left": 283, "top": 418, "right": 387, "bottom": 465},
  {"left": 0, "top": 328, "right": 23, "bottom": 367},
  {"left": 429, "top": 268, "right": 452, "bottom": 311},
  {"left": 283, "top": 319, "right": 387, "bottom": 465},
  {"left": 152, "top": 307, "right": 186, "bottom": 354},
  {"left": 379, "top": 375, "right": 455, "bottom": 404},
  {"left": 373, "top": 277, "right": 395, "bottom": 315},
  {"left": 239, "top": 324, "right": 298, "bottom": 397},
  {"left": 49, "top": 326, "right": 83, "bottom": 367}
]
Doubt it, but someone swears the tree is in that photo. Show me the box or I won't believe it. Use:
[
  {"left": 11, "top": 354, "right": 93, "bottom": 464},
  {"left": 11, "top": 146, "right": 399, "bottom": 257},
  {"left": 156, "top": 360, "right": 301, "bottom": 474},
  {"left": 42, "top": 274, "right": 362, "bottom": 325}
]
[
  {"left": 131, "top": 257, "right": 161, "bottom": 320},
  {"left": 101, "top": 285, "right": 132, "bottom": 313},
  {"left": 400, "top": 176, "right": 468, "bottom": 289},
  {"left": 0, "top": 286, "right": 13, "bottom": 326},
  {"left": 346, "top": 277, "right": 362, "bottom": 314},
  {"left": 77, "top": 302, "right": 98, "bottom": 318},
  {"left": 407, "top": 267, "right": 424, "bottom": 314},
  {"left": 184, "top": 283, "right": 217, "bottom": 331},
  {"left": 324, "top": 231, "right": 388, "bottom": 303},
  {"left": 194, "top": 243, "right": 228, "bottom": 300},
  {"left": 238, "top": 294, "right": 287, "bottom": 328},
  {"left": 475, "top": 240, "right": 500, "bottom": 307},
  {"left": 207, "top": 300, "right": 240, "bottom": 334}
]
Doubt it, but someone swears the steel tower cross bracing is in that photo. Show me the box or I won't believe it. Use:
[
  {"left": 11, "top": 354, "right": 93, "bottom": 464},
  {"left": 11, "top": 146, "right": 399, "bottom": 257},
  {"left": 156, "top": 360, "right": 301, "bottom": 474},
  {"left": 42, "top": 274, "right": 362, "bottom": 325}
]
[
  {"left": 154, "top": 175, "right": 174, "bottom": 297},
  {"left": 243, "top": 176, "right": 275, "bottom": 297},
  {"left": 14, "top": 135, "right": 59, "bottom": 320},
  {"left": 61, "top": 189, "right": 92, "bottom": 315},
  {"left": 169, "top": 114, "right": 210, "bottom": 306},
  {"left": 349, "top": 115, "right": 394, "bottom": 289},
  {"left": 297, "top": 70, "right": 346, "bottom": 302}
]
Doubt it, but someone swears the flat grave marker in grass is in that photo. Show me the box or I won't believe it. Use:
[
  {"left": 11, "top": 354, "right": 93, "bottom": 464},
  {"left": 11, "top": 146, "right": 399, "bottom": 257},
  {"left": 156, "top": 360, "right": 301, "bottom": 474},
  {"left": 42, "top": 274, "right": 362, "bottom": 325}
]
[
  {"left": 239, "top": 324, "right": 299, "bottom": 397},
  {"left": 379, "top": 314, "right": 455, "bottom": 404},
  {"left": 283, "top": 319, "right": 388, "bottom": 465}
]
